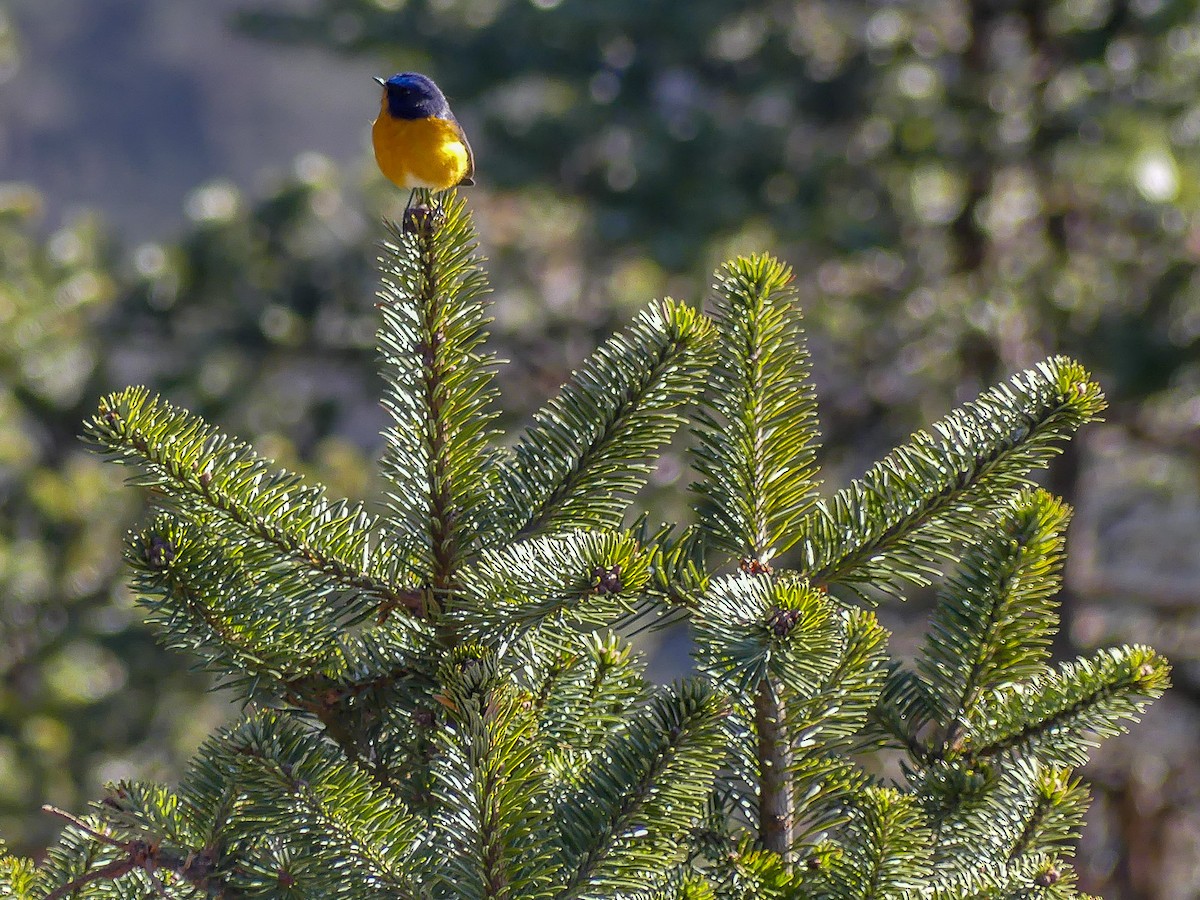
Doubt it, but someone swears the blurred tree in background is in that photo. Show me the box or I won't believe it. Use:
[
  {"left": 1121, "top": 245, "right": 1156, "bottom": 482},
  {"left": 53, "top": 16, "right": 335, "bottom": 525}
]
[
  {"left": 237, "top": 0, "right": 1200, "bottom": 454},
  {"left": 0, "top": 168, "right": 382, "bottom": 853},
  {"left": 4, "top": 0, "right": 1200, "bottom": 895}
]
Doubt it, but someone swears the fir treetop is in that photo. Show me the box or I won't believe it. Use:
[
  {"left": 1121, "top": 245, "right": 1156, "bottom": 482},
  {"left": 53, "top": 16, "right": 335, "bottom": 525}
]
[{"left": 3, "top": 194, "right": 1168, "bottom": 899}]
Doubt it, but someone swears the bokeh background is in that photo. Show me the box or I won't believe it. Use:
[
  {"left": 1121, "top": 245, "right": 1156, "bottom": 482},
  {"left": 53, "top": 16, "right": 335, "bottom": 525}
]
[{"left": 2, "top": 0, "right": 1200, "bottom": 895}]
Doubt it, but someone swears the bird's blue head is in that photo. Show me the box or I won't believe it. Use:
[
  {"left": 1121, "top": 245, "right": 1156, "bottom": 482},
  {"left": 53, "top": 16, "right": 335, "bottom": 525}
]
[{"left": 376, "top": 72, "right": 452, "bottom": 120}]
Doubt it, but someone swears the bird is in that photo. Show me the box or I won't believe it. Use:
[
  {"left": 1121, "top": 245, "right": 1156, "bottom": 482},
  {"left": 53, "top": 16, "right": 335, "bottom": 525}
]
[{"left": 371, "top": 72, "right": 474, "bottom": 209}]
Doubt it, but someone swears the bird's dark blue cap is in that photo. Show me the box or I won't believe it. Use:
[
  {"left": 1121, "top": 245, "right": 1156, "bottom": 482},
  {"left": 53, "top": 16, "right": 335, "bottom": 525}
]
[{"left": 377, "top": 72, "right": 452, "bottom": 121}]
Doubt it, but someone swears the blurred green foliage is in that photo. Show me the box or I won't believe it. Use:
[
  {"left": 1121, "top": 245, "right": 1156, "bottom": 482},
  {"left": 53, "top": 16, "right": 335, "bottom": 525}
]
[
  {"left": 241, "top": 0, "right": 1200, "bottom": 438},
  {"left": 0, "top": 170, "right": 385, "bottom": 853},
  {"left": 0, "top": 189, "right": 209, "bottom": 855}
]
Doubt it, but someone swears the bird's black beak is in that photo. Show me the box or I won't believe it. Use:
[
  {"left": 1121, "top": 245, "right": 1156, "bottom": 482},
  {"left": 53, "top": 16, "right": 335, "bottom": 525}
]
[{"left": 374, "top": 76, "right": 386, "bottom": 87}]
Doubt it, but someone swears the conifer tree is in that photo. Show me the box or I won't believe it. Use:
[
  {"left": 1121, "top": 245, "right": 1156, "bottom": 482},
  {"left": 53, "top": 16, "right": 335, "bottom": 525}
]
[{"left": 2, "top": 196, "right": 1167, "bottom": 898}]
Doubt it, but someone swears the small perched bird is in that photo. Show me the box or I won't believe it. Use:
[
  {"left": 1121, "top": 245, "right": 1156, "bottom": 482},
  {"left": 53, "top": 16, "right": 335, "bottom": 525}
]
[{"left": 372, "top": 72, "right": 475, "bottom": 200}]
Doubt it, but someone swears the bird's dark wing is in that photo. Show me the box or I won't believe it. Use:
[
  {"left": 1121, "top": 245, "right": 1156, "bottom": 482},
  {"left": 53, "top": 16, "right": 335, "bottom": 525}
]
[{"left": 452, "top": 116, "right": 475, "bottom": 187}]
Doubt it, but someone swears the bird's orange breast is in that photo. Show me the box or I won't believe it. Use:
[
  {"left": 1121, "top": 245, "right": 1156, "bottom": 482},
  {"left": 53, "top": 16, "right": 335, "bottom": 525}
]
[{"left": 371, "top": 114, "right": 471, "bottom": 191}]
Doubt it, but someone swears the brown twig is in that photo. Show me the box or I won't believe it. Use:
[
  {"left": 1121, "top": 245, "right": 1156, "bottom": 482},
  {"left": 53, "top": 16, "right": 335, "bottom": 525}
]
[
  {"left": 41, "top": 805, "right": 219, "bottom": 899},
  {"left": 755, "top": 678, "right": 794, "bottom": 863}
]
